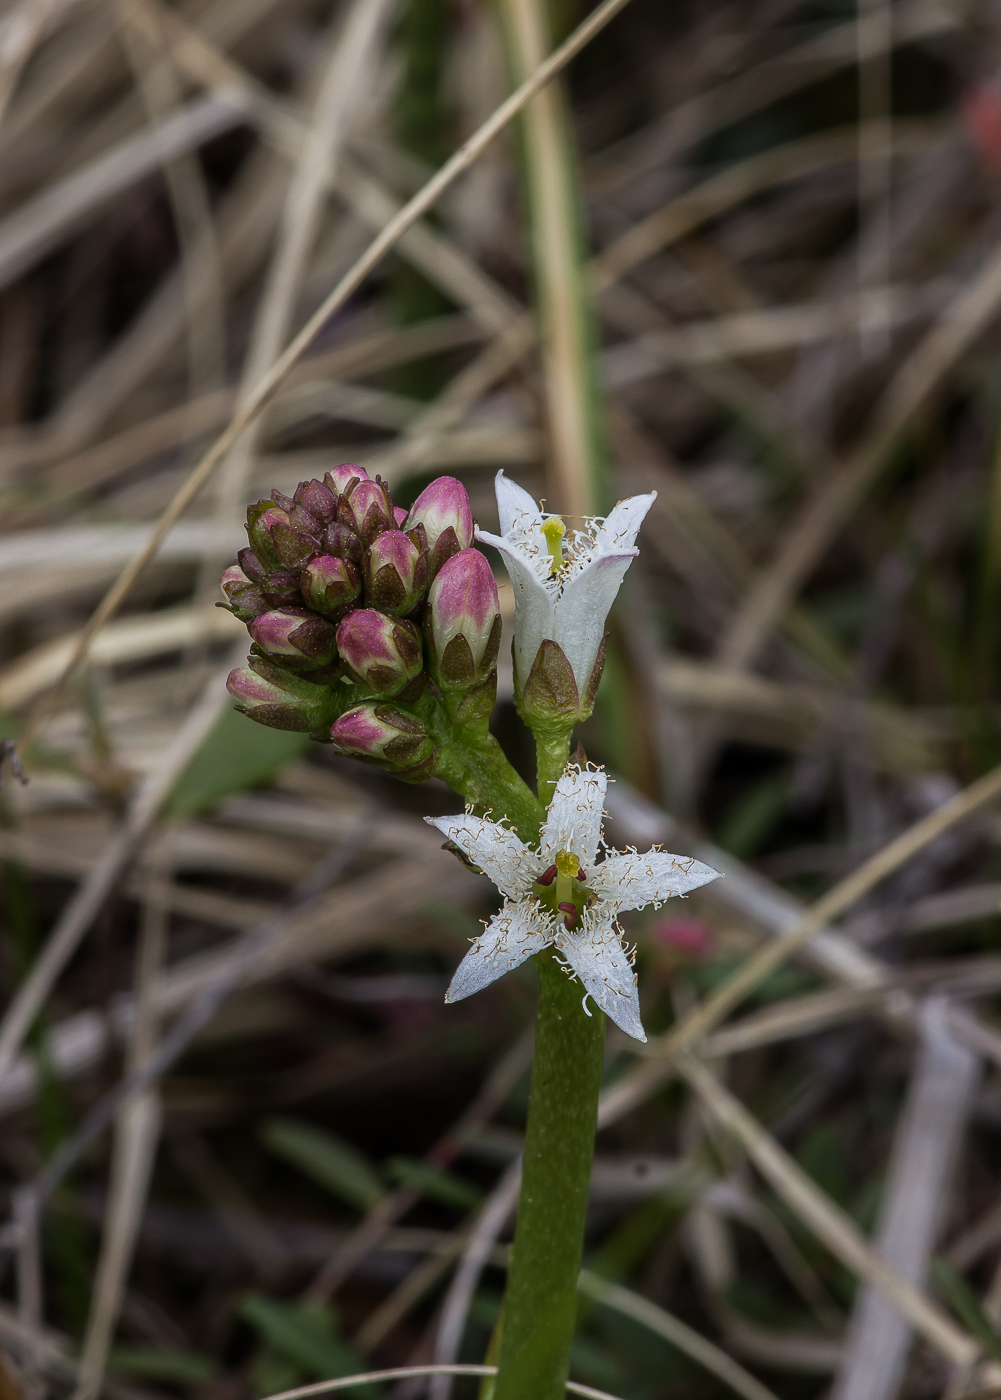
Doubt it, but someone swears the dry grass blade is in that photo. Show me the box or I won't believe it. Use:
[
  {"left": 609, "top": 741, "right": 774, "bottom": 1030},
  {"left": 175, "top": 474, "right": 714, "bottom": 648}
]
[
  {"left": 262, "top": 1366, "right": 626, "bottom": 1399},
  {"left": 0, "top": 652, "right": 242, "bottom": 1083},
  {"left": 830, "top": 1001, "right": 980, "bottom": 1400},
  {"left": 577, "top": 1269, "right": 780, "bottom": 1400},
  {"left": 600, "top": 762, "right": 1001, "bottom": 1125},
  {"left": 15, "top": 0, "right": 636, "bottom": 761},
  {"left": 677, "top": 1053, "right": 980, "bottom": 1367}
]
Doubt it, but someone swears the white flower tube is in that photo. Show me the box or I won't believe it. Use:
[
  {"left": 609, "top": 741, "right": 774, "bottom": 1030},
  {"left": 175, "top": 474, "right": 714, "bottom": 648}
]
[
  {"left": 428, "top": 765, "right": 719, "bottom": 1041},
  {"left": 475, "top": 473, "right": 656, "bottom": 727}
]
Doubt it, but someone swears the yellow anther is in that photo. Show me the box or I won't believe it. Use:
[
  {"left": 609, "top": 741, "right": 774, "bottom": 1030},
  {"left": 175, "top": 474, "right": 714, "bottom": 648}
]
[
  {"left": 555, "top": 849, "right": 579, "bottom": 877},
  {"left": 541, "top": 516, "right": 567, "bottom": 576}
]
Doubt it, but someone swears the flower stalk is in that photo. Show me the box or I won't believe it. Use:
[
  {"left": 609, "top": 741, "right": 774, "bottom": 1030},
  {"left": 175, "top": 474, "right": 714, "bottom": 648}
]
[{"left": 219, "top": 464, "right": 689, "bottom": 1400}]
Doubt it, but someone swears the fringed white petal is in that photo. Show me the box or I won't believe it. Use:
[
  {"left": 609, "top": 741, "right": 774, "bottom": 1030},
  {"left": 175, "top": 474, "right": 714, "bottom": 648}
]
[
  {"left": 555, "top": 913, "right": 646, "bottom": 1042},
  {"left": 539, "top": 765, "right": 607, "bottom": 866},
  {"left": 475, "top": 529, "right": 555, "bottom": 686},
  {"left": 591, "top": 493, "right": 657, "bottom": 557},
  {"left": 590, "top": 851, "right": 721, "bottom": 911},
  {"left": 494, "top": 470, "right": 545, "bottom": 538},
  {"left": 426, "top": 813, "right": 542, "bottom": 898},
  {"left": 445, "top": 899, "right": 551, "bottom": 1002}
]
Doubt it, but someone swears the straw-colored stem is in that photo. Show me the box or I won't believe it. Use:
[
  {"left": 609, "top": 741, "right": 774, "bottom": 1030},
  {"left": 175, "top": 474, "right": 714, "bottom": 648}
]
[{"left": 500, "top": 0, "right": 606, "bottom": 518}]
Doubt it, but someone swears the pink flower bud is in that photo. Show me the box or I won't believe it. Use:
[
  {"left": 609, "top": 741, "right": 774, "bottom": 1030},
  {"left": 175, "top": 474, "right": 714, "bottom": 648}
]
[
  {"left": 651, "top": 918, "right": 714, "bottom": 956},
  {"left": 336, "top": 608, "right": 422, "bottom": 695},
  {"left": 330, "top": 702, "right": 435, "bottom": 771},
  {"left": 338, "top": 476, "right": 395, "bottom": 545},
  {"left": 246, "top": 500, "right": 320, "bottom": 571},
  {"left": 324, "top": 462, "right": 369, "bottom": 497},
  {"left": 219, "top": 564, "right": 266, "bottom": 619},
  {"left": 404, "top": 476, "right": 474, "bottom": 577},
  {"left": 394, "top": 506, "right": 408, "bottom": 526},
  {"left": 425, "top": 549, "right": 501, "bottom": 691},
  {"left": 293, "top": 478, "right": 338, "bottom": 527},
  {"left": 300, "top": 554, "right": 361, "bottom": 616},
  {"left": 227, "top": 659, "right": 335, "bottom": 732},
  {"left": 363, "top": 529, "right": 428, "bottom": 616},
  {"left": 249, "top": 608, "right": 339, "bottom": 670}
]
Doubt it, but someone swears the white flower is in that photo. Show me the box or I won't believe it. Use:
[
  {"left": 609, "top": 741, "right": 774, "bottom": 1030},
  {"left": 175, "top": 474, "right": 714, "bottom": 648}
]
[
  {"left": 427, "top": 766, "right": 720, "bottom": 1042},
  {"left": 475, "top": 472, "right": 657, "bottom": 699}
]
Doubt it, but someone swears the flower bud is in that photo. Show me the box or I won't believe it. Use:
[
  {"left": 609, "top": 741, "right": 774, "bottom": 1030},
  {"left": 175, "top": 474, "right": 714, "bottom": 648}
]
[
  {"left": 324, "top": 462, "right": 368, "bottom": 497},
  {"left": 322, "top": 520, "right": 364, "bottom": 563},
  {"left": 246, "top": 500, "right": 320, "bottom": 572},
  {"left": 425, "top": 549, "right": 501, "bottom": 691},
  {"left": 338, "top": 476, "right": 395, "bottom": 545},
  {"left": 249, "top": 608, "right": 339, "bottom": 670},
  {"left": 219, "top": 563, "right": 266, "bottom": 620},
  {"left": 394, "top": 506, "right": 408, "bottom": 526},
  {"left": 300, "top": 554, "right": 361, "bottom": 616},
  {"left": 336, "top": 608, "right": 422, "bottom": 695},
  {"left": 330, "top": 702, "right": 437, "bottom": 773},
  {"left": 293, "top": 478, "right": 337, "bottom": 526},
  {"left": 227, "top": 659, "right": 336, "bottom": 732},
  {"left": 363, "top": 530, "right": 428, "bottom": 616},
  {"left": 404, "top": 477, "right": 474, "bottom": 578}
]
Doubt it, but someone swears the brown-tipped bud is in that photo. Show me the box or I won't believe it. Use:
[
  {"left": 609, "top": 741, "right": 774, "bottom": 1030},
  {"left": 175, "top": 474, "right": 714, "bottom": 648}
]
[
  {"left": 338, "top": 476, "right": 395, "bottom": 545},
  {"left": 322, "top": 520, "right": 364, "bottom": 563},
  {"left": 329, "top": 702, "right": 436, "bottom": 775},
  {"left": 363, "top": 530, "right": 428, "bottom": 616},
  {"left": 425, "top": 549, "right": 501, "bottom": 691},
  {"left": 403, "top": 476, "right": 474, "bottom": 578},
  {"left": 249, "top": 608, "right": 339, "bottom": 670},
  {"left": 227, "top": 659, "right": 336, "bottom": 732},
  {"left": 336, "top": 608, "right": 423, "bottom": 696},
  {"left": 246, "top": 499, "right": 321, "bottom": 572},
  {"left": 219, "top": 564, "right": 266, "bottom": 621},
  {"left": 293, "top": 478, "right": 338, "bottom": 527},
  {"left": 324, "top": 462, "right": 368, "bottom": 497},
  {"left": 300, "top": 554, "right": 361, "bottom": 617}
]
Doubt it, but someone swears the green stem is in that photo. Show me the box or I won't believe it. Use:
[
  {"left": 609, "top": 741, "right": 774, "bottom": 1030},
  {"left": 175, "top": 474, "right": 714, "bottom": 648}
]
[
  {"left": 439, "top": 727, "right": 544, "bottom": 842},
  {"left": 494, "top": 950, "right": 604, "bottom": 1400},
  {"left": 533, "top": 726, "right": 573, "bottom": 805}
]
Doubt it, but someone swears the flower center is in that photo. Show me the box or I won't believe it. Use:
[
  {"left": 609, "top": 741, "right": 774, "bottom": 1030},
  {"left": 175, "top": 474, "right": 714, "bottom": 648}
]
[
  {"left": 541, "top": 516, "right": 567, "bottom": 576},
  {"left": 534, "top": 848, "right": 593, "bottom": 929}
]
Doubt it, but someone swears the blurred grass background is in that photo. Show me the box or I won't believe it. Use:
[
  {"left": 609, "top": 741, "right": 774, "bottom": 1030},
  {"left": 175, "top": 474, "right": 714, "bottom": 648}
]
[{"left": 3, "top": 0, "right": 1001, "bottom": 1398}]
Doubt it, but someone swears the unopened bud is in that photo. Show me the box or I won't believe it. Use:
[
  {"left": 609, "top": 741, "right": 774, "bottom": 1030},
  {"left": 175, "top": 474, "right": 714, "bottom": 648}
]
[
  {"left": 227, "top": 659, "right": 336, "bottom": 732},
  {"left": 330, "top": 702, "right": 436, "bottom": 774},
  {"left": 300, "top": 554, "right": 361, "bottom": 616},
  {"left": 249, "top": 608, "right": 339, "bottom": 670},
  {"left": 338, "top": 476, "right": 395, "bottom": 545},
  {"left": 336, "top": 608, "right": 422, "bottom": 696},
  {"left": 425, "top": 549, "right": 501, "bottom": 691},
  {"left": 246, "top": 500, "right": 320, "bottom": 572},
  {"left": 363, "top": 530, "right": 428, "bottom": 616},
  {"left": 324, "top": 462, "right": 368, "bottom": 497},
  {"left": 219, "top": 563, "right": 266, "bottom": 620},
  {"left": 404, "top": 476, "right": 473, "bottom": 578},
  {"left": 322, "top": 519, "right": 364, "bottom": 563},
  {"left": 293, "top": 478, "right": 337, "bottom": 526}
]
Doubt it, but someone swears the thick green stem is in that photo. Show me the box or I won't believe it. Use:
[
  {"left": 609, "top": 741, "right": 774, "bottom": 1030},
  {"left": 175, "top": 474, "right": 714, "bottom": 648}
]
[
  {"left": 533, "top": 726, "right": 573, "bottom": 805},
  {"left": 494, "top": 951, "right": 604, "bottom": 1400},
  {"left": 439, "top": 727, "right": 543, "bottom": 842}
]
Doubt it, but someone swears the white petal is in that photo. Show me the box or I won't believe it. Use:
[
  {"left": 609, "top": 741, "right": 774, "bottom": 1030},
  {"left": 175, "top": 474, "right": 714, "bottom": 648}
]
[
  {"left": 555, "top": 914, "right": 646, "bottom": 1042},
  {"left": 540, "top": 766, "right": 607, "bottom": 865},
  {"left": 476, "top": 529, "right": 556, "bottom": 686},
  {"left": 446, "top": 899, "right": 552, "bottom": 1002},
  {"left": 426, "top": 813, "right": 542, "bottom": 898},
  {"left": 552, "top": 550, "right": 636, "bottom": 692},
  {"left": 591, "top": 493, "right": 657, "bottom": 557},
  {"left": 494, "top": 471, "right": 545, "bottom": 538},
  {"left": 590, "top": 850, "right": 721, "bottom": 911}
]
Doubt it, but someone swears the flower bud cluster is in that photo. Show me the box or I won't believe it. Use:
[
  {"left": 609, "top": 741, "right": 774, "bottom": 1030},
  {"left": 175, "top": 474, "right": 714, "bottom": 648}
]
[{"left": 222, "top": 466, "right": 499, "bottom": 777}]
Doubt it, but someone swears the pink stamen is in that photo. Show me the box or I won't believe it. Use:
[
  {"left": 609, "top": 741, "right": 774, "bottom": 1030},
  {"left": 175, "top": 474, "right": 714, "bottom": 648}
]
[
  {"left": 537, "top": 865, "right": 558, "bottom": 886},
  {"left": 558, "top": 902, "right": 578, "bottom": 929}
]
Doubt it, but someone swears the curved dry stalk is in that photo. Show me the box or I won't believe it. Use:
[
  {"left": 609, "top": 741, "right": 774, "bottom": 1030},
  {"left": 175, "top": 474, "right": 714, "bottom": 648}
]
[{"left": 15, "top": 0, "right": 636, "bottom": 762}]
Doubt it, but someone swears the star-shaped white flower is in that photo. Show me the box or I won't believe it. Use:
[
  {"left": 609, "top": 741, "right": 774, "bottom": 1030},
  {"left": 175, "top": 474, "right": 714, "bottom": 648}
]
[
  {"left": 475, "top": 473, "right": 657, "bottom": 698},
  {"left": 427, "top": 766, "right": 720, "bottom": 1042}
]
